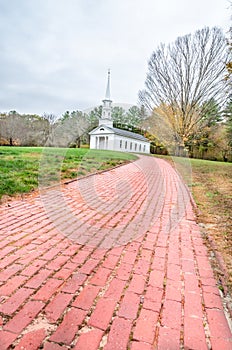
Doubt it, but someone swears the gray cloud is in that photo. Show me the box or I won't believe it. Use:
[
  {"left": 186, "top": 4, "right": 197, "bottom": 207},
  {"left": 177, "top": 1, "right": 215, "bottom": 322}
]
[{"left": 0, "top": 0, "right": 230, "bottom": 116}]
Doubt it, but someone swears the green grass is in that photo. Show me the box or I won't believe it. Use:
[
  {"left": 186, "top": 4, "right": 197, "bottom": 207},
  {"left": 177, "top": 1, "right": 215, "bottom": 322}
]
[
  {"left": 154, "top": 154, "right": 232, "bottom": 187},
  {"left": 188, "top": 157, "right": 232, "bottom": 174},
  {"left": 0, "top": 146, "right": 137, "bottom": 199}
]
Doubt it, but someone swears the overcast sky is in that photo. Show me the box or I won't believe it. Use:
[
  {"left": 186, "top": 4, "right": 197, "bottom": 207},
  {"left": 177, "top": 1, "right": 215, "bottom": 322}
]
[{"left": 0, "top": 0, "right": 230, "bottom": 117}]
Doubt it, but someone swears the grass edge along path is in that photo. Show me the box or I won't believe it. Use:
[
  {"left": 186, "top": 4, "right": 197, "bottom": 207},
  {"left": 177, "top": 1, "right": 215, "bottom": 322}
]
[{"left": 0, "top": 146, "right": 137, "bottom": 201}]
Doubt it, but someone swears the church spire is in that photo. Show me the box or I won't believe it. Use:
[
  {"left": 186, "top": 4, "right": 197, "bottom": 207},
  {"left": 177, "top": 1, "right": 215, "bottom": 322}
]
[
  {"left": 99, "top": 69, "right": 113, "bottom": 127},
  {"left": 105, "top": 69, "right": 111, "bottom": 100}
]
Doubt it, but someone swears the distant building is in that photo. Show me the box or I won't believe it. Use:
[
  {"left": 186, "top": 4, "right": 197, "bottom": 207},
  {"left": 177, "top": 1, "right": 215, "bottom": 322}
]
[{"left": 89, "top": 70, "right": 150, "bottom": 154}]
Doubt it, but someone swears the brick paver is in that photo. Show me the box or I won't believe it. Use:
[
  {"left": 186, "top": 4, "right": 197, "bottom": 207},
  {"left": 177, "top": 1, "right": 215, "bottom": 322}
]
[{"left": 0, "top": 155, "right": 231, "bottom": 349}]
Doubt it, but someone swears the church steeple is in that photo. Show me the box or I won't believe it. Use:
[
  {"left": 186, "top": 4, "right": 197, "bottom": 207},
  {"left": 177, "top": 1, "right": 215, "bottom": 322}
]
[
  {"left": 99, "top": 69, "right": 113, "bottom": 127},
  {"left": 105, "top": 69, "right": 111, "bottom": 100}
]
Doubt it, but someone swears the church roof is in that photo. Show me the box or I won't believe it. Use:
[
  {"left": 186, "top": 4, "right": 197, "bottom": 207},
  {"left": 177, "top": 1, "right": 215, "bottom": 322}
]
[
  {"left": 90, "top": 124, "right": 149, "bottom": 142},
  {"left": 109, "top": 126, "right": 149, "bottom": 142}
]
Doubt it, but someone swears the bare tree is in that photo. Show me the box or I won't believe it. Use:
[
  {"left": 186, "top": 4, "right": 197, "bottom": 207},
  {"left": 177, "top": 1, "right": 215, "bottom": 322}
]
[
  {"left": 42, "top": 113, "right": 58, "bottom": 125},
  {"left": 0, "top": 111, "right": 25, "bottom": 145},
  {"left": 226, "top": 1, "right": 232, "bottom": 82},
  {"left": 0, "top": 112, "right": 50, "bottom": 146},
  {"left": 139, "top": 27, "right": 230, "bottom": 146},
  {"left": 46, "top": 110, "right": 90, "bottom": 148}
]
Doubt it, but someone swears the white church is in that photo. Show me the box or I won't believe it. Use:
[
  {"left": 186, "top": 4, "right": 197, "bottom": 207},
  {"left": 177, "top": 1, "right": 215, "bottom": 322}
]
[{"left": 89, "top": 70, "right": 150, "bottom": 154}]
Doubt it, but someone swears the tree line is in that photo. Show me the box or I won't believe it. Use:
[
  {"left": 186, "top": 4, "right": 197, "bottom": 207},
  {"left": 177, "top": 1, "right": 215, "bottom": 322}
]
[{"left": 0, "top": 106, "right": 146, "bottom": 148}]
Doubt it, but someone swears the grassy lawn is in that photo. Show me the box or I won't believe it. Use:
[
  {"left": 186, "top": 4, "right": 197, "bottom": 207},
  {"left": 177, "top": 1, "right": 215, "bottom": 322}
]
[
  {"left": 156, "top": 154, "right": 232, "bottom": 294},
  {"left": 0, "top": 146, "right": 137, "bottom": 200}
]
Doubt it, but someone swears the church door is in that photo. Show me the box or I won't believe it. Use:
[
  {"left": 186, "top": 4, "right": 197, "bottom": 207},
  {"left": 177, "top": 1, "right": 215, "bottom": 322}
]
[{"left": 99, "top": 136, "right": 105, "bottom": 149}]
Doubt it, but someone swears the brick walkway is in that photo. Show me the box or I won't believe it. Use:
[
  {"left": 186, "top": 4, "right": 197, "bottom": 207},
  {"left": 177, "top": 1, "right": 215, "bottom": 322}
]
[{"left": 0, "top": 156, "right": 231, "bottom": 349}]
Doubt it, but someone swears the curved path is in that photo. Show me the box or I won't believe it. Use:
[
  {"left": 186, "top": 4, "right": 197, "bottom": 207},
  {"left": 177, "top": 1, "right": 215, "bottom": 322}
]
[{"left": 0, "top": 156, "right": 231, "bottom": 349}]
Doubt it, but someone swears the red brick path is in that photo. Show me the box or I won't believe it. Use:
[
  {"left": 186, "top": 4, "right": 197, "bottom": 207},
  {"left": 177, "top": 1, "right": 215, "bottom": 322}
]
[{"left": 0, "top": 156, "right": 231, "bottom": 349}]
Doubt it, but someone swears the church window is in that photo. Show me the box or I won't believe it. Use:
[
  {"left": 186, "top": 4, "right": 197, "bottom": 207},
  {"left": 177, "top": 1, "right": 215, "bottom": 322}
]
[
  {"left": 135, "top": 143, "right": 137, "bottom": 151},
  {"left": 125, "top": 141, "right": 127, "bottom": 149},
  {"left": 130, "top": 142, "right": 132, "bottom": 150},
  {"left": 100, "top": 128, "right": 105, "bottom": 131},
  {"left": 143, "top": 145, "right": 146, "bottom": 152},
  {"left": 120, "top": 140, "right": 122, "bottom": 148},
  {"left": 139, "top": 144, "right": 141, "bottom": 152}
]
